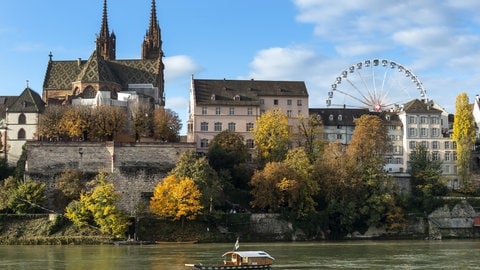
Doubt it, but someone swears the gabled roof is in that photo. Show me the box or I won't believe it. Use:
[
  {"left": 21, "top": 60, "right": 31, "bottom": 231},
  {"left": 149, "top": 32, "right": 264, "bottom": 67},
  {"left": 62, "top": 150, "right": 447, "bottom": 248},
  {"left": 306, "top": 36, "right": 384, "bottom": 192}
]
[
  {"left": 402, "top": 99, "right": 441, "bottom": 114},
  {"left": 7, "top": 87, "right": 45, "bottom": 113},
  {"left": 193, "top": 79, "right": 308, "bottom": 106}
]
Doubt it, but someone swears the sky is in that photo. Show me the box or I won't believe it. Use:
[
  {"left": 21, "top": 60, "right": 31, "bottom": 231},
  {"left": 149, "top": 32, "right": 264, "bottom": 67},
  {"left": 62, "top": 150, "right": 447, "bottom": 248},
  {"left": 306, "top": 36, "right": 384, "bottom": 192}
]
[{"left": 2, "top": 0, "right": 480, "bottom": 134}]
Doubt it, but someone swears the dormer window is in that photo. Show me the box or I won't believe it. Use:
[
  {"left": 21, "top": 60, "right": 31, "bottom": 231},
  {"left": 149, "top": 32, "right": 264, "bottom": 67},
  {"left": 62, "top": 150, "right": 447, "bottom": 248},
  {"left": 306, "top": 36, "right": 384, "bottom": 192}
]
[
  {"left": 211, "top": 94, "right": 216, "bottom": 100},
  {"left": 329, "top": 114, "right": 334, "bottom": 121},
  {"left": 338, "top": 114, "right": 343, "bottom": 121},
  {"left": 233, "top": 95, "right": 240, "bottom": 101}
]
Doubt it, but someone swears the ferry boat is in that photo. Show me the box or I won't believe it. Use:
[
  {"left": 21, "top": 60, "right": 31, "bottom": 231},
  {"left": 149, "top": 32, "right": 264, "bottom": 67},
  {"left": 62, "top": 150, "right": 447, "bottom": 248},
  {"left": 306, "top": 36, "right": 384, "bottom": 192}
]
[{"left": 185, "top": 250, "right": 275, "bottom": 269}]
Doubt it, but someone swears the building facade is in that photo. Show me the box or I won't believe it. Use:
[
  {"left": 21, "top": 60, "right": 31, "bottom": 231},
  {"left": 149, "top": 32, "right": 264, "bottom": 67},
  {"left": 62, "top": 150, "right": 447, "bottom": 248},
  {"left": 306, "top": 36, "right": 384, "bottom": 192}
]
[{"left": 187, "top": 77, "right": 309, "bottom": 154}]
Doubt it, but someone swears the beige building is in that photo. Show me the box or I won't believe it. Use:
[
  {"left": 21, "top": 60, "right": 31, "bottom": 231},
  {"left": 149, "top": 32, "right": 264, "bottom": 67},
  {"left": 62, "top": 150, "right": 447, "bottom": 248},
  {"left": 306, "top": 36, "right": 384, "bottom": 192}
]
[{"left": 187, "top": 77, "right": 309, "bottom": 154}]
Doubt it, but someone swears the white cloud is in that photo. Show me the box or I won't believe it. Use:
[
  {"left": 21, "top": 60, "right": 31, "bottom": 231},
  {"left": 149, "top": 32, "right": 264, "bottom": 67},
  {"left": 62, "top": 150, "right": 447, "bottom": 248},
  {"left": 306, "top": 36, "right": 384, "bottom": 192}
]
[{"left": 164, "top": 55, "right": 202, "bottom": 81}]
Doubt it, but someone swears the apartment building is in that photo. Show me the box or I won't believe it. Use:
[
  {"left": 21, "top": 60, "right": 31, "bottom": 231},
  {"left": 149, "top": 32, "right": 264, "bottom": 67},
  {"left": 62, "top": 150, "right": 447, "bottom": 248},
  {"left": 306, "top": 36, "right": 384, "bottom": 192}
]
[{"left": 187, "top": 77, "right": 309, "bottom": 154}]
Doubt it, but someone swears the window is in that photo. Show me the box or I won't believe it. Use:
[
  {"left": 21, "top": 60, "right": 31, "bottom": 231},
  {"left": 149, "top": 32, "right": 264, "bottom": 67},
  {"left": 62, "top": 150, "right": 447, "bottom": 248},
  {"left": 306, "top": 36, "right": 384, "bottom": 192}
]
[
  {"left": 229, "top": 107, "right": 235, "bottom": 115},
  {"left": 228, "top": 122, "right": 236, "bottom": 131},
  {"left": 287, "top": 99, "right": 292, "bottom": 106},
  {"left": 431, "top": 128, "right": 439, "bottom": 137},
  {"left": 297, "top": 99, "right": 302, "bottom": 106},
  {"left": 260, "top": 109, "right": 265, "bottom": 115},
  {"left": 214, "top": 122, "right": 222, "bottom": 132},
  {"left": 431, "top": 117, "right": 438, "bottom": 124},
  {"left": 432, "top": 151, "right": 440, "bottom": 161},
  {"left": 409, "top": 128, "right": 416, "bottom": 137},
  {"left": 432, "top": 141, "right": 439, "bottom": 149},
  {"left": 338, "top": 114, "right": 343, "bottom": 121},
  {"left": 421, "top": 141, "right": 428, "bottom": 148},
  {"left": 202, "top": 107, "right": 207, "bottom": 115},
  {"left": 409, "top": 116, "right": 416, "bottom": 124},
  {"left": 233, "top": 95, "right": 240, "bottom": 101},
  {"left": 200, "top": 122, "right": 208, "bottom": 131},
  {"left": 445, "top": 141, "right": 450, "bottom": 149},
  {"left": 287, "top": 110, "right": 292, "bottom": 117},
  {"left": 246, "top": 123, "right": 254, "bottom": 131},
  {"left": 274, "top": 99, "right": 279, "bottom": 105},
  {"left": 215, "top": 107, "right": 221, "bottom": 115},
  {"left": 259, "top": 99, "right": 264, "bottom": 105},
  {"left": 445, "top": 151, "right": 451, "bottom": 161},
  {"left": 246, "top": 139, "right": 254, "bottom": 149},
  {"left": 329, "top": 114, "right": 334, "bottom": 121},
  {"left": 247, "top": 107, "right": 252, "bottom": 116},
  {"left": 17, "top": 129, "right": 26, "bottom": 139},
  {"left": 337, "top": 134, "right": 343, "bottom": 140},
  {"left": 452, "top": 141, "right": 457, "bottom": 149},
  {"left": 84, "top": 86, "right": 96, "bottom": 98},
  {"left": 18, "top": 113, "right": 26, "bottom": 124},
  {"left": 200, "top": 139, "right": 208, "bottom": 148},
  {"left": 420, "top": 116, "right": 427, "bottom": 124},
  {"left": 409, "top": 141, "right": 416, "bottom": 149},
  {"left": 420, "top": 128, "right": 427, "bottom": 137}
]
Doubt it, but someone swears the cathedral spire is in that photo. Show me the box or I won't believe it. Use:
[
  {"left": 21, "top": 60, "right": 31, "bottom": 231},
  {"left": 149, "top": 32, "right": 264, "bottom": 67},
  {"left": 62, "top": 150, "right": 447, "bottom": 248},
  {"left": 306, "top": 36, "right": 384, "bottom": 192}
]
[
  {"left": 142, "top": 0, "right": 163, "bottom": 60},
  {"left": 96, "top": 0, "right": 116, "bottom": 60}
]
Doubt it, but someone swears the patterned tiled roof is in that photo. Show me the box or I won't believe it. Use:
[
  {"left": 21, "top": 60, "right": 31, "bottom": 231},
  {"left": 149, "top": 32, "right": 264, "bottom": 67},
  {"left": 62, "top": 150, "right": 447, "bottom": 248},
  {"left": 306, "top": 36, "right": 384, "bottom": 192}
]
[
  {"left": 8, "top": 88, "right": 45, "bottom": 113},
  {"left": 43, "top": 50, "right": 161, "bottom": 90},
  {"left": 193, "top": 79, "right": 308, "bottom": 106}
]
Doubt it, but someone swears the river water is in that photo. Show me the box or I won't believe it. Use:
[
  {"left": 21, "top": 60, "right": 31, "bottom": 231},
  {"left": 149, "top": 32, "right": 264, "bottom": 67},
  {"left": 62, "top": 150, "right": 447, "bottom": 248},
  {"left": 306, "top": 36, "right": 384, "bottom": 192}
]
[{"left": 1, "top": 240, "right": 479, "bottom": 269}]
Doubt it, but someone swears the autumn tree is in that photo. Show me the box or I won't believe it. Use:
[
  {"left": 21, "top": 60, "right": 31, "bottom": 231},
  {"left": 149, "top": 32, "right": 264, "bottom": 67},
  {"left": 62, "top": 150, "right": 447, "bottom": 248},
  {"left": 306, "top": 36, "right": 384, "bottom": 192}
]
[
  {"left": 452, "top": 92, "right": 477, "bottom": 193},
  {"left": 150, "top": 175, "right": 203, "bottom": 224},
  {"left": 152, "top": 108, "right": 182, "bottom": 142},
  {"left": 130, "top": 102, "right": 153, "bottom": 142},
  {"left": 53, "top": 169, "right": 85, "bottom": 210},
  {"left": 65, "top": 172, "right": 128, "bottom": 237},
  {"left": 408, "top": 145, "right": 447, "bottom": 212},
  {"left": 37, "top": 105, "right": 68, "bottom": 140},
  {"left": 59, "top": 105, "right": 92, "bottom": 140},
  {"left": 170, "top": 151, "right": 222, "bottom": 211},
  {"left": 90, "top": 106, "right": 128, "bottom": 141},
  {"left": 252, "top": 109, "right": 290, "bottom": 163},
  {"left": 296, "top": 114, "right": 325, "bottom": 162}
]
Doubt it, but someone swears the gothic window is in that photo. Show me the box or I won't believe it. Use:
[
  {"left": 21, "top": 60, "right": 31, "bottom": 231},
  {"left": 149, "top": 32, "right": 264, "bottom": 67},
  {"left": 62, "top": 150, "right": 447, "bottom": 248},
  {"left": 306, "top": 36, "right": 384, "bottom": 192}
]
[
  {"left": 18, "top": 113, "right": 26, "bottom": 124},
  {"left": 84, "top": 86, "right": 96, "bottom": 98},
  {"left": 17, "top": 128, "right": 26, "bottom": 139}
]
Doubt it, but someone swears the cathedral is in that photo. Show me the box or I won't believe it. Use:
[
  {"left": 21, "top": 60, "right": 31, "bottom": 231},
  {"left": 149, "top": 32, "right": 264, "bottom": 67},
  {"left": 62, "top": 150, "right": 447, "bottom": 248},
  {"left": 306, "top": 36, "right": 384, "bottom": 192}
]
[{"left": 42, "top": 0, "right": 165, "bottom": 108}]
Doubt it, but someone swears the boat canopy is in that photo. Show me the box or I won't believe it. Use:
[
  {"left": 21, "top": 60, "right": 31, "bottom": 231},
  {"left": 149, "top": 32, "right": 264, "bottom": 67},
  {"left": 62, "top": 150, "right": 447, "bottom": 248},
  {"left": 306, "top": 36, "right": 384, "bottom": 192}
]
[{"left": 222, "top": 251, "right": 274, "bottom": 261}]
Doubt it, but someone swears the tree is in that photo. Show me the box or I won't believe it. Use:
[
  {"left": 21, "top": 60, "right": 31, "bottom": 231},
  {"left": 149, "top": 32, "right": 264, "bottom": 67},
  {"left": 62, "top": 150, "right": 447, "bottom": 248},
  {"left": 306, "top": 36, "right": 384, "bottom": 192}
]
[
  {"left": 150, "top": 175, "right": 203, "bottom": 223},
  {"left": 59, "top": 106, "right": 92, "bottom": 140},
  {"left": 152, "top": 108, "right": 182, "bottom": 142},
  {"left": 408, "top": 145, "right": 447, "bottom": 212},
  {"left": 53, "top": 169, "right": 85, "bottom": 210},
  {"left": 252, "top": 109, "right": 290, "bottom": 163},
  {"left": 65, "top": 172, "right": 128, "bottom": 237},
  {"left": 296, "top": 114, "right": 326, "bottom": 162},
  {"left": 452, "top": 92, "right": 477, "bottom": 193},
  {"left": 37, "top": 105, "right": 68, "bottom": 140},
  {"left": 170, "top": 151, "right": 222, "bottom": 211},
  {"left": 90, "top": 106, "right": 128, "bottom": 141},
  {"left": 8, "top": 179, "right": 46, "bottom": 214},
  {"left": 130, "top": 102, "right": 153, "bottom": 142}
]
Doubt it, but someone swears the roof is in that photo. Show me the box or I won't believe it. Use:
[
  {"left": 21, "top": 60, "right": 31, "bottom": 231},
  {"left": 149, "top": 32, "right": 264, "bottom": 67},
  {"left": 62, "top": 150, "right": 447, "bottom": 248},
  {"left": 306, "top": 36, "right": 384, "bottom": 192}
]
[
  {"left": 402, "top": 99, "right": 442, "bottom": 114},
  {"left": 222, "top": 251, "right": 274, "bottom": 260},
  {"left": 310, "top": 108, "right": 402, "bottom": 126},
  {"left": 0, "top": 96, "right": 18, "bottom": 119},
  {"left": 7, "top": 87, "right": 45, "bottom": 113},
  {"left": 193, "top": 79, "right": 308, "bottom": 106},
  {"left": 43, "top": 51, "right": 162, "bottom": 90}
]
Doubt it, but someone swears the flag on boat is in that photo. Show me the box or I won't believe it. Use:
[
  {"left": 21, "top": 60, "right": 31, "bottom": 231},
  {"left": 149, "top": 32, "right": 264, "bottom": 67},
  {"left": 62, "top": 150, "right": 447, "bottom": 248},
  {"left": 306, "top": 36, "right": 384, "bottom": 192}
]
[{"left": 234, "top": 237, "right": 240, "bottom": 250}]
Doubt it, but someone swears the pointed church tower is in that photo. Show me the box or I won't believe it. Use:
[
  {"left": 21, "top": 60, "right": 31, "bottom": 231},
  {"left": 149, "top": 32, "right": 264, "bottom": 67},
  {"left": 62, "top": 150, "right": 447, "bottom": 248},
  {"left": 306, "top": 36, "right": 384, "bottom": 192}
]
[
  {"left": 96, "top": 0, "right": 116, "bottom": 60},
  {"left": 142, "top": 0, "right": 163, "bottom": 60}
]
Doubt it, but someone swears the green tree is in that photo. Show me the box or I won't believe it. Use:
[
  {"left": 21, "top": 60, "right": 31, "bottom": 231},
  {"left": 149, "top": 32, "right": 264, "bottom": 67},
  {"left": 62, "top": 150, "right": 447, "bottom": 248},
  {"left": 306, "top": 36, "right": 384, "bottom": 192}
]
[
  {"left": 152, "top": 108, "right": 182, "bottom": 142},
  {"left": 65, "top": 172, "right": 128, "bottom": 237},
  {"left": 150, "top": 175, "right": 203, "bottom": 223},
  {"left": 452, "top": 92, "right": 477, "bottom": 193},
  {"left": 8, "top": 179, "right": 46, "bottom": 214},
  {"left": 53, "top": 169, "right": 85, "bottom": 210},
  {"left": 408, "top": 145, "right": 447, "bottom": 212},
  {"left": 170, "top": 151, "right": 222, "bottom": 211},
  {"left": 0, "top": 176, "right": 18, "bottom": 212},
  {"left": 252, "top": 109, "right": 290, "bottom": 163}
]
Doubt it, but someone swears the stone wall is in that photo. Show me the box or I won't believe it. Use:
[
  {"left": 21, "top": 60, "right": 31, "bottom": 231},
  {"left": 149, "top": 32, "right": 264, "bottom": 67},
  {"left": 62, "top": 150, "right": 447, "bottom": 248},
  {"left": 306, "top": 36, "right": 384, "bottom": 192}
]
[{"left": 24, "top": 141, "right": 195, "bottom": 212}]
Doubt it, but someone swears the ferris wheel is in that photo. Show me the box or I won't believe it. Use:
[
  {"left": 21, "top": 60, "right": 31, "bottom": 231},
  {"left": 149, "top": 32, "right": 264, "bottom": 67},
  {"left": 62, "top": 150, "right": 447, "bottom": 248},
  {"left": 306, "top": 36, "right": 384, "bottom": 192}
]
[{"left": 326, "top": 59, "right": 428, "bottom": 112}]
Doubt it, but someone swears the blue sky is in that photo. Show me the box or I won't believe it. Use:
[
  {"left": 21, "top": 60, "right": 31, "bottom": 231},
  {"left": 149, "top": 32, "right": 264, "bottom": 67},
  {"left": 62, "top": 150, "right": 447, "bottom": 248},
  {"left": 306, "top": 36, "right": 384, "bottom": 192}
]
[{"left": 2, "top": 0, "right": 480, "bottom": 134}]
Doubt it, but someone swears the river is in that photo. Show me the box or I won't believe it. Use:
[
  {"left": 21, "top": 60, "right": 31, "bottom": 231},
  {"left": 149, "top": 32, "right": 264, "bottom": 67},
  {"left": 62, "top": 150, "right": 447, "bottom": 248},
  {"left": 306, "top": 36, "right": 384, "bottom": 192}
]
[{"left": 1, "top": 240, "right": 479, "bottom": 269}]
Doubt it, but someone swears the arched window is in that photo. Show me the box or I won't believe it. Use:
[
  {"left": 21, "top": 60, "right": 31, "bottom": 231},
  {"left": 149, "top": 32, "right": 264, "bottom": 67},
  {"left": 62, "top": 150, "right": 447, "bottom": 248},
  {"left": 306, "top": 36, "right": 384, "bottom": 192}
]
[
  {"left": 17, "top": 128, "right": 26, "bottom": 139},
  {"left": 83, "top": 86, "right": 96, "bottom": 98},
  {"left": 18, "top": 113, "right": 26, "bottom": 124}
]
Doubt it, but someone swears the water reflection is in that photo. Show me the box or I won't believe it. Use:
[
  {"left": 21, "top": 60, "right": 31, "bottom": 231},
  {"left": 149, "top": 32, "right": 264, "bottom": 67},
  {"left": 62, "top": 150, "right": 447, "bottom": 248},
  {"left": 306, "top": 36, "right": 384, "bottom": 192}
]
[{"left": 1, "top": 240, "right": 479, "bottom": 269}]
